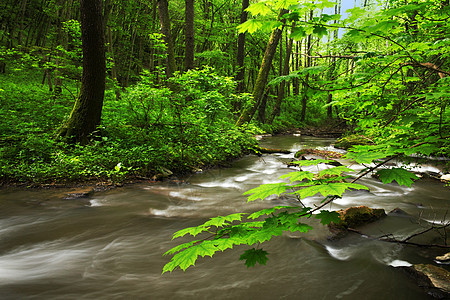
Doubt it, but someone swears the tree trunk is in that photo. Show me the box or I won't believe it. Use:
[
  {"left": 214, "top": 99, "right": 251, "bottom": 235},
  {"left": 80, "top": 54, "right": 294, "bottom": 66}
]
[
  {"left": 257, "top": 89, "right": 269, "bottom": 123},
  {"left": 300, "top": 9, "right": 313, "bottom": 123},
  {"left": 235, "top": 0, "right": 249, "bottom": 93},
  {"left": 270, "top": 25, "right": 294, "bottom": 123},
  {"left": 184, "top": 0, "right": 195, "bottom": 71},
  {"left": 235, "top": 9, "right": 288, "bottom": 127},
  {"left": 157, "top": 0, "right": 176, "bottom": 77},
  {"left": 293, "top": 40, "right": 301, "bottom": 95},
  {"left": 57, "top": 0, "right": 106, "bottom": 144}
]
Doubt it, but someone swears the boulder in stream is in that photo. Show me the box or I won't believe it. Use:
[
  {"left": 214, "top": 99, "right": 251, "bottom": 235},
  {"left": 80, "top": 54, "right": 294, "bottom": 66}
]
[
  {"left": 328, "top": 206, "right": 386, "bottom": 239},
  {"left": 336, "top": 205, "right": 386, "bottom": 228},
  {"left": 399, "top": 264, "right": 450, "bottom": 299}
]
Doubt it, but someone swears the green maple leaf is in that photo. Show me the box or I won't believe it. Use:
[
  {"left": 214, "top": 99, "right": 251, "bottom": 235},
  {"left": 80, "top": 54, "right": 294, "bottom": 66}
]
[
  {"left": 163, "top": 241, "right": 217, "bottom": 273},
  {"left": 247, "top": 206, "right": 297, "bottom": 219},
  {"left": 204, "top": 213, "right": 247, "bottom": 227},
  {"left": 376, "top": 168, "right": 418, "bottom": 187},
  {"left": 401, "top": 143, "right": 438, "bottom": 156},
  {"left": 313, "top": 25, "right": 328, "bottom": 38},
  {"left": 245, "top": 226, "right": 283, "bottom": 244},
  {"left": 243, "top": 183, "right": 288, "bottom": 202},
  {"left": 275, "top": 0, "right": 299, "bottom": 10},
  {"left": 288, "top": 222, "right": 313, "bottom": 233},
  {"left": 239, "top": 248, "right": 269, "bottom": 268},
  {"left": 164, "top": 240, "right": 200, "bottom": 256},
  {"left": 315, "top": 210, "right": 341, "bottom": 225},
  {"left": 290, "top": 26, "right": 307, "bottom": 40},
  {"left": 291, "top": 159, "right": 334, "bottom": 167},
  {"left": 172, "top": 225, "right": 210, "bottom": 239},
  {"left": 237, "top": 19, "right": 263, "bottom": 34},
  {"left": 318, "top": 166, "right": 354, "bottom": 177},
  {"left": 295, "top": 182, "right": 369, "bottom": 199},
  {"left": 246, "top": 2, "right": 273, "bottom": 16},
  {"left": 213, "top": 236, "right": 244, "bottom": 251},
  {"left": 345, "top": 150, "right": 388, "bottom": 164},
  {"left": 346, "top": 145, "right": 397, "bottom": 164},
  {"left": 279, "top": 171, "right": 314, "bottom": 183}
]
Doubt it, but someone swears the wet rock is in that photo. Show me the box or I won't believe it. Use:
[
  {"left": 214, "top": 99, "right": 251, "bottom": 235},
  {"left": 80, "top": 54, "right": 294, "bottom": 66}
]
[
  {"left": 336, "top": 206, "right": 386, "bottom": 228},
  {"left": 63, "top": 187, "right": 94, "bottom": 200},
  {"left": 388, "top": 207, "right": 411, "bottom": 216},
  {"left": 328, "top": 206, "right": 386, "bottom": 239},
  {"left": 440, "top": 174, "right": 450, "bottom": 183},
  {"left": 436, "top": 253, "right": 450, "bottom": 264},
  {"left": 399, "top": 264, "right": 450, "bottom": 299}
]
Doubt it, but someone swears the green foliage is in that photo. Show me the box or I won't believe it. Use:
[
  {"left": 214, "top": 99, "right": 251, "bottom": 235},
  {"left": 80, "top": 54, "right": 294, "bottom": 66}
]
[
  {"left": 315, "top": 210, "right": 341, "bottom": 225},
  {"left": 243, "top": 183, "right": 288, "bottom": 202},
  {"left": 239, "top": 248, "right": 269, "bottom": 267},
  {"left": 163, "top": 160, "right": 369, "bottom": 273},
  {"left": 0, "top": 67, "right": 257, "bottom": 184},
  {"left": 376, "top": 168, "right": 419, "bottom": 188}
]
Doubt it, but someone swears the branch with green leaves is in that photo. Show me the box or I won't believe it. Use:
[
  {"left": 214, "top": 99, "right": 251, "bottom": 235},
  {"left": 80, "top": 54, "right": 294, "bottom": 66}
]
[{"left": 162, "top": 138, "right": 440, "bottom": 274}]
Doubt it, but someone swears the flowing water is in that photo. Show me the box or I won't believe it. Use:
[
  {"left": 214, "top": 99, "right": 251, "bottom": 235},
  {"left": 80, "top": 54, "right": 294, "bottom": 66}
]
[{"left": 0, "top": 135, "right": 448, "bottom": 299}]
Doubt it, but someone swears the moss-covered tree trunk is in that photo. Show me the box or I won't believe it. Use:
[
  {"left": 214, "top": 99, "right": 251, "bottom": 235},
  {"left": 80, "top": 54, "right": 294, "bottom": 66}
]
[
  {"left": 235, "top": 0, "right": 249, "bottom": 93},
  {"left": 235, "top": 9, "right": 287, "bottom": 127},
  {"left": 270, "top": 28, "right": 294, "bottom": 124},
  {"left": 158, "top": 0, "right": 176, "bottom": 77},
  {"left": 57, "top": 0, "right": 105, "bottom": 144}
]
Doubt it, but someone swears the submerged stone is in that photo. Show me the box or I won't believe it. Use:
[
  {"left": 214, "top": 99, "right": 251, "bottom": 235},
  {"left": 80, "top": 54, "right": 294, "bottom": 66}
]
[
  {"left": 63, "top": 187, "right": 94, "bottom": 200},
  {"left": 399, "top": 264, "right": 450, "bottom": 299}
]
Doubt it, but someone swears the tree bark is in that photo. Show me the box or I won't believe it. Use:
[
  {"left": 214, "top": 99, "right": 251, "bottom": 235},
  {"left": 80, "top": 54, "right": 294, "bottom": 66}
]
[
  {"left": 235, "top": 0, "right": 249, "bottom": 93},
  {"left": 235, "top": 9, "right": 288, "bottom": 127},
  {"left": 157, "top": 0, "right": 176, "bottom": 77},
  {"left": 270, "top": 25, "right": 294, "bottom": 123},
  {"left": 57, "top": 0, "right": 106, "bottom": 144},
  {"left": 300, "top": 9, "right": 313, "bottom": 123},
  {"left": 184, "top": 0, "right": 195, "bottom": 71}
]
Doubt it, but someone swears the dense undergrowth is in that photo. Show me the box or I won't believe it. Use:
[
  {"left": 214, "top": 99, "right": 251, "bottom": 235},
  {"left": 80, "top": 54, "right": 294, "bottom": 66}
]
[{"left": 0, "top": 67, "right": 265, "bottom": 185}]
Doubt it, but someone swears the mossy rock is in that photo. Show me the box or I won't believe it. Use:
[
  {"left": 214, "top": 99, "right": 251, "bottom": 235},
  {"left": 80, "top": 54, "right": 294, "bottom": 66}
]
[
  {"left": 335, "top": 206, "right": 386, "bottom": 228},
  {"left": 334, "top": 134, "right": 374, "bottom": 150}
]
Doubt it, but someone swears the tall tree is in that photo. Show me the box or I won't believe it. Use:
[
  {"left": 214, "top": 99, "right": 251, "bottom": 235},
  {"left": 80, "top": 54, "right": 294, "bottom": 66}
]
[
  {"left": 270, "top": 24, "right": 295, "bottom": 123},
  {"left": 236, "top": 9, "right": 288, "bottom": 127},
  {"left": 185, "top": 0, "right": 195, "bottom": 71},
  {"left": 57, "top": 0, "right": 105, "bottom": 144},
  {"left": 235, "top": 0, "right": 249, "bottom": 93},
  {"left": 300, "top": 9, "right": 313, "bottom": 122},
  {"left": 157, "top": 0, "right": 176, "bottom": 77}
]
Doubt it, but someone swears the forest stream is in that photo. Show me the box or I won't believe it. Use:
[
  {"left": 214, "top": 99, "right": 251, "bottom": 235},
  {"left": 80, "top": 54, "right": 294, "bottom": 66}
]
[{"left": 0, "top": 135, "right": 448, "bottom": 299}]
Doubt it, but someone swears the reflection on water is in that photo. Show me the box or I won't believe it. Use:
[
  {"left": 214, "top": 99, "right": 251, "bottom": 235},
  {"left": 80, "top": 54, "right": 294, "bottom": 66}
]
[{"left": 0, "top": 135, "right": 446, "bottom": 299}]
